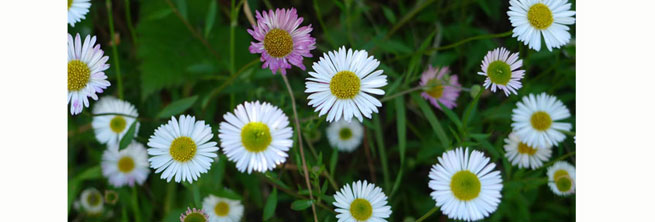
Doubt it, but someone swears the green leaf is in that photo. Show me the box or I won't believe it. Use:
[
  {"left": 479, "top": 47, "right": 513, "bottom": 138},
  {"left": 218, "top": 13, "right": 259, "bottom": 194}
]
[
  {"left": 290, "top": 199, "right": 313, "bottom": 211},
  {"left": 262, "top": 188, "right": 277, "bottom": 220},
  {"left": 119, "top": 121, "right": 138, "bottom": 150},
  {"left": 156, "top": 96, "right": 198, "bottom": 119},
  {"left": 329, "top": 147, "right": 338, "bottom": 177},
  {"left": 411, "top": 93, "right": 450, "bottom": 149},
  {"left": 203, "top": 0, "right": 217, "bottom": 38},
  {"left": 462, "top": 89, "right": 482, "bottom": 127},
  {"left": 382, "top": 6, "right": 397, "bottom": 23},
  {"left": 437, "top": 101, "right": 463, "bottom": 131}
]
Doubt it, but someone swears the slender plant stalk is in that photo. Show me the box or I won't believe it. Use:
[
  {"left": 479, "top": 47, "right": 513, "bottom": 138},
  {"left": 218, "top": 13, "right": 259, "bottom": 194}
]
[
  {"left": 260, "top": 175, "right": 336, "bottom": 214},
  {"left": 424, "top": 31, "right": 513, "bottom": 53},
  {"left": 416, "top": 206, "right": 439, "bottom": 222},
  {"left": 124, "top": 0, "right": 138, "bottom": 45},
  {"left": 131, "top": 186, "right": 142, "bottom": 222},
  {"left": 106, "top": 0, "right": 123, "bottom": 99},
  {"left": 281, "top": 74, "right": 319, "bottom": 222}
]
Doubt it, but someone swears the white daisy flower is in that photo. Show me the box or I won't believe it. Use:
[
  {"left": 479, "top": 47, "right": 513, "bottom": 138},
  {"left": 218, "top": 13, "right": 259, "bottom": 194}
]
[
  {"left": 511, "top": 93, "right": 572, "bottom": 149},
  {"left": 507, "top": 0, "right": 576, "bottom": 51},
  {"left": 92, "top": 96, "right": 139, "bottom": 146},
  {"left": 547, "top": 161, "right": 575, "bottom": 196},
  {"left": 326, "top": 119, "right": 364, "bottom": 152},
  {"left": 68, "top": 0, "right": 91, "bottom": 27},
  {"left": 202, "top": 195, "right": 244, "bottom": 222},
  {"left": 504, "top": 132, "right": 552, "bottom": 169},
  {"left": 218, "top": 101, "right": 293, "bottom": 174},
  {"left": 101, "top": 142, "right": 150, "bottom": 187},
  {"left": 79, "top": 188, "right": 103, "bottom": 215},
  {"left": 147, "top": 115, "right": 219, "bottom": 183},
  {"left": 428, "top": 147, "right": 503, "bottom": 221},
  {"left": 68, "top": 33, "right": 111, "bottom": 115},
  {"left": 305, "top": 46, "right": 388, "bottom": 123},
  {"left": 477, "top": 47, "right": 525, "bottom": 96},
  {"left": 333, "top": 180, "right": 392, "bottom": 222}
]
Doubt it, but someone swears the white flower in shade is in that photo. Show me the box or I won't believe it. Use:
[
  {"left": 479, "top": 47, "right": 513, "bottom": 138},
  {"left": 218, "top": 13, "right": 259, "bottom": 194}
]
[
  {"left": 147, "top": 115, "right": 218, "bottom": 183},
  {"left": 547, "top": 161, "right": 575, "bottom": 196},
  {"left": 508, "top": 0, "right": 576, "bottom": 51},
  {"left": 305, "top": 46, "right": 388, "bottom": 123},
  {"left": 504, "top": 132, "right": 552, "bottom": 169},
  {"left": 218, "top": 101, "right": 293, "bottom": 174},
  {"left": 333, "top": 180, "right": 392, "bottom": 222},
  {"left": 180, "top": 208, "right": 209, "bottom": 222},
  {"left": 477, "top": 47, "right": 525, "bottom": 96},
  {"left": 92, "top": 96, "right": 139, "bottom": 146},
  {"left": 326, "top": 119, "right": 364, "bottom": 152},
  {"left": 428, "top": 147, "right": 503, "bottom": 221},
  {"left": 79, "top": 188, "right": 103, "bottom": 215},
  {"left": 68, "top": 33, "right": 110, "bottom": 115},
  {"left": 101, "top": 142, "right": 150, "bottom": 187},
  {"left": 511, "top": 93, "right": 572, "bottom": 149},
  {"left": 202, "top": 195, "right": 244, "bottom": 222},
  {"left": 68, "top": 0, "right": 91, "bottom": 27}
]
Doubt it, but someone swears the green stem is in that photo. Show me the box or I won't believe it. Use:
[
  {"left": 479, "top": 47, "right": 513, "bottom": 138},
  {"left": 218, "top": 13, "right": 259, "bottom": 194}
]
[
  {"left": 106, "top": 0, "right": 123, "bottom": 99},
  {"left": 131, "top": 186, "right": 142, "bottom": 222},
  {"left": 425, "top": 30, "right": 513, "bottom": 53},
  {"left": 124, "top": 0, "right": 138, "bottom": 45},
  {"left": 372, "top": 117, "right": 391, "bottom": 191},
  {"left": 416, "top": 206, "right": 439, "bottom": 222},
  {"left": 281, "top": 74, "right": 319, "bottom": 222}
]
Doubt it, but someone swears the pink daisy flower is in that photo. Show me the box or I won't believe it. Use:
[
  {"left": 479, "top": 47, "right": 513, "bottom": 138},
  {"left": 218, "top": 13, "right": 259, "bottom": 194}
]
[
  {"left": 179, "top": 207, "right": 209, "bottom": 222},
  {"left": 247, "top": 8, "right": 316, "bottom": 75},
  {"left": 420, "top": 65, "right": 461, "bottom": 110},
  {"left": 477, "top": 47, "right": 525, "bottom": 96}
]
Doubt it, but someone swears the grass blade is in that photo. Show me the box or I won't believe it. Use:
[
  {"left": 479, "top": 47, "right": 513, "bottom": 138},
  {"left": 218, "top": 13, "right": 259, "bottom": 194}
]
[{"left": 411, "top": 93, "right": 450, "bottom": 149}]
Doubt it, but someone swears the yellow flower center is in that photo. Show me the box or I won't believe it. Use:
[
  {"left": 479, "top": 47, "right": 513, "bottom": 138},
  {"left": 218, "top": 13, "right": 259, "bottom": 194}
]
[
  {"left": 68, "top": 0, "right": 73, "bottom": 10},
  {"left": 214, "top": 201, "right": 230, "bottom": 217},
  {"left": 450, "top": 170, "right": 481, "bottom": 201},
  {"left": 117, "top": 156, "right": 135, "bottom": 173},
  {"left": 264, "top": 28, "right": 294, "bottom": 58},
  {"left": 349, "top": 198, "right": 373, "bottom": 221},
  {"left": 426, "top": 85, "right": 444, "bottom": 99},
  {"left": 110, "top": 116, "right": 127, "bottom": 133},
  {"left": 330, "top": 71, "right": 360, "bottom": 99},
  {"left": 169, "top": 137, "right": 197, "bottom": 162},
  {"left": 530, "top": 111, "right": 552, "bottom": 131},
  {"left": 68, "top": 60, "right": 91, "bottom": 91},
  {"left": 527, "top": 3, "right": 554, "bottom": 30},
  {"left": 339, "top": 127, "right": 352, "bottom": 140},
  {"left": 487, "top": 61, "right": 512, "bottom": 85},
  {"left": 87, "top": 191, "right": 102, "bottom": 206},
  {"left": 183, "top": 212, "right": 207, "bottom": 222},
  {"left": 517, "top": 142, "right": 538, "bottom": 155},
  {"left": 241, "top": 122, "right": 272, "bottom": 153},
  {"left": 553, "top": 169, "right": 572, "bottom": 192}
]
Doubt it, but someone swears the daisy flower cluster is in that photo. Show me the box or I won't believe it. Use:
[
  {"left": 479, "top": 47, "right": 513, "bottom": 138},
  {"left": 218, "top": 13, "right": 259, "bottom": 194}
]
[{"left": 69, "top": 0, "right": 576, "bottom": 221}]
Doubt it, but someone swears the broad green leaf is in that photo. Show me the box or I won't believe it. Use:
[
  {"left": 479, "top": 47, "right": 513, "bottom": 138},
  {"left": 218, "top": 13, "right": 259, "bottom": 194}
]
[
  {"left": 119, "top": 121, "right": 138, "bottom": 150},
  {"left": 411, "top": 93, "right": 450, "bottom": 149},
  {"left": 156, "top": 96, "right": 198, "bottom": 119},
  {"left": 382, "top": 6, "right": 397, "bottom": 23},
  {"left": 290, "top": 199, "right": 313, "bottom": 211},
  {"left": 262, "top": 188, "right": 277, "bottom": 220}
]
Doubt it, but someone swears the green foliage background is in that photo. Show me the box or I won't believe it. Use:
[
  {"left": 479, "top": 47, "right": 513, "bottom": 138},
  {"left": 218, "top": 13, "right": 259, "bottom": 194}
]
[{"left": 68, "top": 0, "right": 576, "bottom": 221}]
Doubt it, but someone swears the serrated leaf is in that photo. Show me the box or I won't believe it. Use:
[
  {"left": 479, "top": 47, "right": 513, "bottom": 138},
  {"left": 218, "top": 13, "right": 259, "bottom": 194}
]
[
  {"left": 262, "top": 188, "right": 277, "bottom": 220},
  {"left": 290, "top": 199, "right": 313, "bottom": 211},
  {"left": 119, "top": 121, "right": 138, "bottom": 150},
  {"left": 156, "top": 96, "right": 198, "bottom": 119}
]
